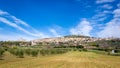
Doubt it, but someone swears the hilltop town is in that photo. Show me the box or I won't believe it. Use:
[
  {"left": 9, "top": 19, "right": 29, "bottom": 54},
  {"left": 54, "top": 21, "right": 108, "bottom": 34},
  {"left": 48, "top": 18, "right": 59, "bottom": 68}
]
[
  {"left": 30, "top": 35, "right": 120, "bottom": 49},
  {"left": 0, "top": 35, "right": 120, "bottom": 49}
]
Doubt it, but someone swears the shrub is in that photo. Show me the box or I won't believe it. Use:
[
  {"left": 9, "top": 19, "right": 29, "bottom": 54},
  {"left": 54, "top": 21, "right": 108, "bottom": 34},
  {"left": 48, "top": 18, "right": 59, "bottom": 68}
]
[
  {"left": 25, "top": 48, "right": 31, "bottom": 56},
  {"left": 16, "top": 49, "right": 24, "bottom": 58},
  {"left": 73, "top": 48, "right": 77, "bottom": 51},
  {"left": 40, "top": 49, "right": 49, "bottom": 56},
  {"left": 40, "top": 49, "right": 50, "bottom": 56},
  {"left": 12, "top": 46, "right": 18, "bottom": 49},
  {"left": 9, "top": 48, "right": 24, "bottom": 58},
  {"left": 8, "top": 48, "right": 16, "bottom": 56},
  {"left": 40, "top": 48, "right": 69, "bottom": 56},
  {"left": 76, "top": 45, "right": 84, "bottom": 48},
  {"left": 31, "top": 49, "right": 39, "bottom": 57},
  {"left": 89, "top": 42, "right": 99, "bottom": 47},
  {"left": 78, "top": 49, "right": 82, "bottom": 52},
  {"left": 82, "top": 48, "right": 88, "bottom": 51},
  {"left": 0, "top": 48, "right": 5, "bottom": 59}
]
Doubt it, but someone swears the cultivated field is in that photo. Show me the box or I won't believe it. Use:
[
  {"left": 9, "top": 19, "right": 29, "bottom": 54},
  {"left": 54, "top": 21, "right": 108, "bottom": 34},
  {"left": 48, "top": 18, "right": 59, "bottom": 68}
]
[{"left": 0, "top": 51, "right": 120, "bottom": 68}]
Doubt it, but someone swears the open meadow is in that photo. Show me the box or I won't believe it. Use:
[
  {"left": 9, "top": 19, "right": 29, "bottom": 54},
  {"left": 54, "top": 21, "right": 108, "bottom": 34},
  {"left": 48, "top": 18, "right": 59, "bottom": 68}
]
[{"left": 0, "top": 51, "right": 120, "bottom": 68}]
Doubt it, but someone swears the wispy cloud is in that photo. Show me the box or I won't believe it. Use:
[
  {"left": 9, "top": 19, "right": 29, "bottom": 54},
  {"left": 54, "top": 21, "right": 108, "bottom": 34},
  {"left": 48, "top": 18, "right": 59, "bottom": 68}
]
[
  {"left": 0, "top": 33, "right": 36, "bottom": 41},
  {"left": 113, "top": 8, "right": 120, "bottom": 18},
  {"left": 0, "top": 10, "right": 50, "bottom": 40},
  {"left": 96, "top": 0, "right": 115, "bottom": 4},
  {"left": 0, "top": 10, "right": 29, "bottom": 27},
  {"left": 97, "top": 19, "right": 120, "bottom": 38},
  {"left": 97, "top": 7, "right": 120, "bottom": 38},
  {"left": 100, "top": 4, "right": 113, "bottom": 9},
  {"left": 49, "top": 29, "right": 60, "bottom": 37},
  {"left": 92, "top": 9, "right": 112, "bottom": 22},
  {"left": 48, "top": 25, "right": 68, "bottom": 37},
  {"left": 103, "top": 10, "right": 112, "bottom": 14},
  {"left": 70, "top": 19, "right": 93, "bottom": 36},
  {"left": 0, "top": 10, "right": 7, "bottom": 15},
  {"left": 11, "top": 16, "right": 29, "bottom": 27},
  {"left": 0, "top": 17, "right": 45, "bottom": 37},
  {"left": 86, "top": 0, "right": 113, "bottom": 22},
  {"left": 92, "top": 12, "right": 107, "bottom": 21}
]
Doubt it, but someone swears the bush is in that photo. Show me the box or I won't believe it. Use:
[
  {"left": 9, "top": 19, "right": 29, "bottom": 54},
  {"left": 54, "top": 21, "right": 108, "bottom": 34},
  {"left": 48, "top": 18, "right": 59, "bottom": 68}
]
[
  {"left": 25, "top": 48, "right": 31, "bottom": 56},
  {"left": 89, "top": 42, "right": 99, "bottom": 47},
  {"left": 0, "top": 48, "right": 5, "bottom": 59},
  {"left": 93, "top": 48, "right": 111, "bottom": 52},
  {"left": 31, "top": 49, "right": 39, "bottom": 57},
  {"left": 16, "top": 49, "right": 24, "bottom": 58},
  {"left": 73, "top": 48, "right": 77, "bottom": 51},
  {"left": 82, "top": 48, "right": 88, "bottom": 51},
  {"left": 8, "top": 48, "right": 16, "bottom": 56},
  {"left": 8, "top": 48, "right": 24, "bottom": 58},
  {"left": 78, "top": 49, "right": 82, "bottom": 52},
  {"left": 76, "top": 45, "right": 84, "bottom": 48},
  {"left": 40, "top": 48, "right": 69, "bottom": 56},
  {"left": 12, "top": 46, "right": 18, "bottom": 49},
  {"left": 40, "top": 50, "right": 46, "bottom": 56},
  {"left": 40, "top": 49, "right": 50, "bottom": 56}
]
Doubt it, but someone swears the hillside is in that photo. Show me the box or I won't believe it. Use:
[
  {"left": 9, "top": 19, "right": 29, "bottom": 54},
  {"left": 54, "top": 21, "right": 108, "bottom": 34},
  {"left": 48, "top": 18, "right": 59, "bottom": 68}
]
[
  {"left": 33, "top": 35, "right": 99, "bottom": 42},
  {"left": 31, "top": 35, "right": 120, "bottom": 49}
]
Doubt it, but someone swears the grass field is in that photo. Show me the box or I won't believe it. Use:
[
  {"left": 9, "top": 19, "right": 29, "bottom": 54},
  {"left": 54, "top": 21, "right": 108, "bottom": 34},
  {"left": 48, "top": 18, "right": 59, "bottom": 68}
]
[{"left": 0, "top": 51, "right": 120, "bottom": 68}]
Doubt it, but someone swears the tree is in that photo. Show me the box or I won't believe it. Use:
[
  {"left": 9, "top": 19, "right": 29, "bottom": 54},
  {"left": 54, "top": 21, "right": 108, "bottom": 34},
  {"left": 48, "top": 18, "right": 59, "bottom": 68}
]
[{"left": 0, "top": 48, "right": 5, "bottom": 59}]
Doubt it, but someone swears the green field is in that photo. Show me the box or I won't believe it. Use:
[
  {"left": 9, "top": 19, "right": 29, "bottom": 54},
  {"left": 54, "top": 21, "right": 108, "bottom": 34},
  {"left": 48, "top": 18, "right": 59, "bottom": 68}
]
[{"left": 0, "top": 51, "right": 120, "bottom": 68}]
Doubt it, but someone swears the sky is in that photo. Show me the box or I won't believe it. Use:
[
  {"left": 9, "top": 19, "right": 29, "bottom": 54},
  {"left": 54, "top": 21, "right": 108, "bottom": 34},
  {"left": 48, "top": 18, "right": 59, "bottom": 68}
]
[{"left": 0, "top": 0, "right": 120, "bottom": 41}]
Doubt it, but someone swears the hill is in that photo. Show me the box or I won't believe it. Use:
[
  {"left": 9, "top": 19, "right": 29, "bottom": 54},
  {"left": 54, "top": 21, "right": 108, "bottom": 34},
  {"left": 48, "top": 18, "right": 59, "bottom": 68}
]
[{"left": 31, "top": 35, "right": 120, "bottom": 49}]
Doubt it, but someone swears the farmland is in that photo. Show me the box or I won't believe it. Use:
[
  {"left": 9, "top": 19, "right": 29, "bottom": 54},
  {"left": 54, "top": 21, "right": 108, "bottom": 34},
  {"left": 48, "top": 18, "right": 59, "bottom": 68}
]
[
  {"left": 0, "top": 36, "right": 120, "bottom": 68},
  {"left": 0, "top": 50, "right": 120, "bottom": 68}
]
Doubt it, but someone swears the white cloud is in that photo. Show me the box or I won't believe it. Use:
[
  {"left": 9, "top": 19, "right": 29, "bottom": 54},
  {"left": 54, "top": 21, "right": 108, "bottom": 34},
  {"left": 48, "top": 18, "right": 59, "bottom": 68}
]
[
  {"left": 70, "top": 19, "right": 93, "bottom": 36},
  {"left": 94, "top": 12, "right": 106, "bottom": 17},
  {"left": 0, "top": 10, "right": 29, "bottom": 27},
  {"left": 97, "top": 8, "right": 120, "bottom": 38},
  {"left": 0, "top": 34, "right": 36, "bottom": 41},
  {"left": 0, "top": 17, "right": 45, "bottom": 37},
  {"left": 96, "top": 0, "right": 115, "bottom": 4},
  {"left": 97, "top": 17, "right": 107, "bottom": 21},
  {"left": 113, "top": 9, "right": 120, "bottom": 18},
  {"left": 0, "top": 10, "right": 51, "bottom": 40},
  {"left": 103, "top": 10, "right": 112, "bottom": 14},
  {"left": 0, "top": 10, "right": 8, "bottom": 15},
  {"left": 97, "top": 19, "right": 120, "bottom": 38},
  {"left": 92, "top": 10, "right": 112, "bottom": 22},
  {"left": 11, "top": 16, "right": 29, "bottom": 27},
  {"left": 101, "top": 4, "right": 113, "bottom": 9},
  {"left": 49, "top": 29, "right": 60, "bottom": 37},
  {"left": 92, "top": 12, "right": 107, "bottom": 21}
]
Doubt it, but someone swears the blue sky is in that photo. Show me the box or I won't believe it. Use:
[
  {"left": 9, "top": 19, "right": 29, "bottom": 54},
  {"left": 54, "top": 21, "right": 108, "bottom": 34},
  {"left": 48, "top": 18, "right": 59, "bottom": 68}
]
[{"left": 0, "top": 0, "right": 120, "bottom": 41}]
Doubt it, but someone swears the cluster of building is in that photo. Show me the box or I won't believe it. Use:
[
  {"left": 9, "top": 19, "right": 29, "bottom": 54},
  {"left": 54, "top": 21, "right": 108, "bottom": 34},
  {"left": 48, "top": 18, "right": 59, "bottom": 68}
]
[{"left": 31, "top": 36, "right": 105, "bottom": 47}]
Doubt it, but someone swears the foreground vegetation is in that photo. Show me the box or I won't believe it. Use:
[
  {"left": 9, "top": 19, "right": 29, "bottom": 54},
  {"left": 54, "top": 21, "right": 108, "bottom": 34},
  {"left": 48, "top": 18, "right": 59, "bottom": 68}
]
[
  {"left": 0, "top": 37, "right": 120, "bottom": 68},
  {"left": 0, "top": 51, "right": 120, "bottom": 68}
]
